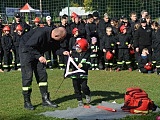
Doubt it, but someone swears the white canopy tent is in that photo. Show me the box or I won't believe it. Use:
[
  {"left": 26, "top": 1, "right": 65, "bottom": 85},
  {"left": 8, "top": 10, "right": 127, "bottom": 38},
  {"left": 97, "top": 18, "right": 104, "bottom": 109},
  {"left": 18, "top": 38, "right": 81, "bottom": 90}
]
[{"left": 59, "top": 7, "right": 93, "bottom": 17}]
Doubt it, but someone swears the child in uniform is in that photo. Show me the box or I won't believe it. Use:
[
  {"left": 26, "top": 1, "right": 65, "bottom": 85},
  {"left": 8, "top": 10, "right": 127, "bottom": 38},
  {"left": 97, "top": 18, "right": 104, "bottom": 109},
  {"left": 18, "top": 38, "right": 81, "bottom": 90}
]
[
  {"left": 13, "top": 24, "right": 23, "bottom": 70},
  {"left": 138, "top": 48, "right": 153, "bottom": 73},
  {"left": 1, "top": 26, "right": 13, "bottom": 72},
  {"left": 70, "top": 38, "right": 91, "bottom": 106},
  {"left": 116, "top": 25, "right": 132, "bottom": 71},
  {"left": 102, "top": 27, "right": 116, "bottom": 71},
  {"left": 90, "top": 37, "right": 99, "bottom": 70}
]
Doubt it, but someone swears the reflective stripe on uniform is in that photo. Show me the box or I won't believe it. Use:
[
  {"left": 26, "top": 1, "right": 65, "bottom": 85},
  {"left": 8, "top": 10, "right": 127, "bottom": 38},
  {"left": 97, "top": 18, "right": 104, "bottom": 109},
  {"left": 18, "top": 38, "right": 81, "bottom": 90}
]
[
  {"left": 156, "top": 65, "right": 160, "bottom": 68},
  {"left": 46, "top": 60, "right": 51, "bottom": 63},
  {"left": 17, "top": 63, "right": 21, "bottom": 66},
  {"left": 22, "top": 86, "right": 32, "bottom": 91},
  {"left": 117, "top": 62, "right": 123, "bottom": 65},
  {"left": 152, "top": 61, "right": 156, "bottom": 64},
  {"left": 3, "top": 65, "right": 9, "bottom": 67},
  {"left": 81, "top": 59, "right": 86, "bottom": 63},
  {"left": 86, "top": 62, "right": 91, "bottom": 65},
  {"left": 90, "top": 54, "right": 98, "bottom": 57},
  {"left": 91, "top": 64, "right": 95, "bottom": 67},
  {"left": 39, "top": 82, "right": 48, "bottom": 86},
  {"left": 74, "top": 58, "right": 78, "bottom": 62},
  {"left": 109, "top": 63, "right": 113, "bottom": 65},
  {"left": 59, "top": 64, "right": 64, "bottom": 67},
  {"left": 126, "top": 61, "right": 131, "bottom": 64}
]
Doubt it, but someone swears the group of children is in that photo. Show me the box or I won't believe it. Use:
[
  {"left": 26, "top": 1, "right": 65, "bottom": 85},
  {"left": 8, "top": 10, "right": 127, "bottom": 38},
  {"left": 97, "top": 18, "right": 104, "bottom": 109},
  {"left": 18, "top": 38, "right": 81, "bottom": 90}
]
[{"left": 0, "top": 24, "right": 23, "bottom": 72}]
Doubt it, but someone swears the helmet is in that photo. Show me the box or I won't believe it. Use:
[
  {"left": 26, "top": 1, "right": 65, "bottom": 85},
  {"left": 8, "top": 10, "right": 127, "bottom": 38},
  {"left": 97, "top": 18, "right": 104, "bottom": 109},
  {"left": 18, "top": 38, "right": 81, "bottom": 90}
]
[
  {"left": 33, "top": 17, "right": 40, "bottom": 23},
  {"left": 75, "top": 38, "right": 88, "bottom": 51},
  {"left": 106, "top": 51, "right": 113, "bottom": 60},
  {"left": 120, "top": 25, "right": 126, "bottom": 33},
  {"left": 71, "top": 12, "right": 78, "bottom": 18},
  {"left": 72, "top": 28, "right": 78, "bottom": 35},
  {"left": 3, "top": 26, "right": 10, "bottom": 31},
  {"left": 144, "top": 62, "right": 152, "bottom": 70},
  {"left": 16, "top": 24, "right": 23, "bottom": 31}
]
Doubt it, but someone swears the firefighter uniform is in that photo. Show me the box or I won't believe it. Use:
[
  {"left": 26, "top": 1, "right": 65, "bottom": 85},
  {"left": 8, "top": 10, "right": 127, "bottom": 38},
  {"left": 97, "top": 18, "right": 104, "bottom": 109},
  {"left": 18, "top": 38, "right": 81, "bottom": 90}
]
[
  {"left": 71, "top": 50, "right": 91, "bottom": 102},
  {"left": 102, "top": 34, "right": 116, "bottom": 69},
  {"left": 13, "top": 32, "right": 22, "bottom": 70},
  {"left": 19, "top": 27, "right": 57, "bottom": 110},
  {"left": 58, "top": 24, "right": 70, "bottom": 69},
  {"left": 1, "top": 34, "right": 13, "bottom": 71},
  {"left": 90, "top": 43, "right": 99, "bottom": 70},
  {"left": 116, "top": 33, "right": 132, "bottom": 70},
  {"left": 70, "top": 22, "right": 86, "bottom": 38}
]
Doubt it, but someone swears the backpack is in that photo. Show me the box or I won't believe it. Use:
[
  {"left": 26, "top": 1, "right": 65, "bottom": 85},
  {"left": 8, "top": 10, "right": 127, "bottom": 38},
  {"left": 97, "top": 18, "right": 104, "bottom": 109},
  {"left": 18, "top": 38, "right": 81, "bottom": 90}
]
[{"left": 121, "top": 87, "right": 154, "bottom": 114}]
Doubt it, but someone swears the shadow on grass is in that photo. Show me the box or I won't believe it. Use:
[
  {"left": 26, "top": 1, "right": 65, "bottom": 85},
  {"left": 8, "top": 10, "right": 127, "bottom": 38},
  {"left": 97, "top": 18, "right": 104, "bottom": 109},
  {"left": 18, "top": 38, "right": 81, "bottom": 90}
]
[
  {"left": 32, "top": 90, "right": 124, "bottom": 109},
  {"left": 53, "top": 90, "right": 124, "bottom": 105}
]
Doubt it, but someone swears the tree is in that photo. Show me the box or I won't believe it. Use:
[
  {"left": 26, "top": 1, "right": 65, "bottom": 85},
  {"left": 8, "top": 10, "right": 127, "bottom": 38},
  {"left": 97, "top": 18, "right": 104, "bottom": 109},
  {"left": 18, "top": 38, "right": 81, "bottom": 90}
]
[{"left": 83, "top": 0, "right": 93, "bottom": 11}]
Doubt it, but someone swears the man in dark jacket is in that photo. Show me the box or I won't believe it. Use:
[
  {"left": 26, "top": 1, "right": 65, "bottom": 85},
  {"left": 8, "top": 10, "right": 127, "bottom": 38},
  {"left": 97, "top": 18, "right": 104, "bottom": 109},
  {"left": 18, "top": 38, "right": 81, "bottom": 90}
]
[
  {"left": 19, "top": 27, "right": 66, "bottom": 110},
  {"left": 134, "top": 18, "right": 153, "bottom": 55}
]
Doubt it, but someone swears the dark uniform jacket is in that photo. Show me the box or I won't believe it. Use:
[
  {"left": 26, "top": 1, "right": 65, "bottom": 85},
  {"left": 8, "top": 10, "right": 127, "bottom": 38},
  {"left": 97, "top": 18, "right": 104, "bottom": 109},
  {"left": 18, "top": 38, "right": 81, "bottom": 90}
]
[
  {"left": 116, "top": 33, "right": 131, "bottom": 49},
  {"left": 90, "top": 44, "right": 99, "bottom": 58},
  {"left": 70, "top": 22, "right": 86, "bottom": 37},
  {"left": 85, "top": 22, "right": 98, "bottom": 43},
  {"left": 1, "top": 34, "right": 13, "bottom": 52},
  {"left": 134, "top": 26, "right": 153, "bottom": 48},
  {"left": 138, "top": 55, "right": 152, "bottom": 69},
  {"left": 152, "top": 29, "right": 160, "bottom": 52},
  {"left": 102, "top": 34, "right": 116, "bottom": 50},
  {"left": 13, "top": 33, "right": 22, "bottom": 47},
  {"left": 71, "top": 50, "right": 91, "bottom": 79},
  {"left": 11, "top": 21, "right": 30, "bottom": 35},
  {"left": 98, "top": 19, "right": 111, "bottom": 39},
  {"left": 69, "top": 36, "right": 78, "bottom": 51},
  {"left": 19, "top": 27, "right": 53, "bottom": 60}
]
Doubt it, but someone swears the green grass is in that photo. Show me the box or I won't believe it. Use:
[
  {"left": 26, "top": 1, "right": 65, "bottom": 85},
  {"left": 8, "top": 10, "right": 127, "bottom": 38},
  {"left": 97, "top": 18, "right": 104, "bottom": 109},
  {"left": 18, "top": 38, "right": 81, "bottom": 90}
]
[{"left": 0, "top": 69, "right": 160, "bottom": 120}]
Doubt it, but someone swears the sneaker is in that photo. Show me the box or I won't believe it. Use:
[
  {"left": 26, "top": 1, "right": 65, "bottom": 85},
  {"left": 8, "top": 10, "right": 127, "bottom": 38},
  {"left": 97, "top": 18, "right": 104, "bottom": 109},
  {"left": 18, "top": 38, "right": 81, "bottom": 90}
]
[
  {"left": 78, "top": 100, "right": 84, "bottom": 107},
  {"left": 85, "top": 95, "right": 91, "bottom": 104},
  {"left": 128, "top": 68, "right": 132, "bottom": 72},
  {"left": 109, "top": 68, "right": 112, "bottom": 72},
  {"left": 92, "top": 68, "right": 95, "bottom": 70}
]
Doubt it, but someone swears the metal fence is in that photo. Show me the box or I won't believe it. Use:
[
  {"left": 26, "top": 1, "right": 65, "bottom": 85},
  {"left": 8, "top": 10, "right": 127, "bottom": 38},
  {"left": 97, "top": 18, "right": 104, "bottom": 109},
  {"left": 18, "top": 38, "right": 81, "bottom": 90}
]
[{"left": 0, "top": 0, "right": 160, "bottom": 24}]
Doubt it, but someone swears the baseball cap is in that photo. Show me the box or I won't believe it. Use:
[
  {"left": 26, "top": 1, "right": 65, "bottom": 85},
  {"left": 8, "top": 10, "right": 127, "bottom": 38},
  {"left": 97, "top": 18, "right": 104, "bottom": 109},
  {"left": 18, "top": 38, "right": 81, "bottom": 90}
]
[
  {"left": 46, "top": 16, "right": 51, "bottom": 20},
  {"left": 140, "top": 18, "right": 147, "bottom": 23},
  {"left": 15, "top": 13, "right": 21, "bottom": 18}
]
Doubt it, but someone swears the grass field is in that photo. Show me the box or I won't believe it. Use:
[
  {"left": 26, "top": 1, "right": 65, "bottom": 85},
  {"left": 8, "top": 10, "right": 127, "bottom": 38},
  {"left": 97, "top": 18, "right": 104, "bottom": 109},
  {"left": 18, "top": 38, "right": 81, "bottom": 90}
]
[{"left": 0, "top": 69, "right": 160, "bottom": 120}]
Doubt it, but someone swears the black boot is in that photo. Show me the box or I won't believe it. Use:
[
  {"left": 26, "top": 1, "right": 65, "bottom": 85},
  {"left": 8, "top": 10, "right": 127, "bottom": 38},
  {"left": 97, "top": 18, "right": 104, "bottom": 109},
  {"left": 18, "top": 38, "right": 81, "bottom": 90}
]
[
  {"left": 42, "top": 92, "right": 58, "bottom": 108},
  {"left": 24, "top": 96, "right": 34, "bottom": 110}
]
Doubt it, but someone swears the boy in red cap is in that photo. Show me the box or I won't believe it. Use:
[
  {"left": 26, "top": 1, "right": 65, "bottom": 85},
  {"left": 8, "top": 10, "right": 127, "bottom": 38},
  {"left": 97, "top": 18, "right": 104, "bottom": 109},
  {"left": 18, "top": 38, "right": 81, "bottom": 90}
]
[
  {"left": 69, "top": 28, "right": 79, "bottom": 54},
  {"left": 1, "top": 26, "right": 13, "bottom": 72},
  {"left": 116, "top": 25, "right": 132, "bottom": 71},
  {"left": 13, "top": 25, "right": 23, "bottom": 70},
  {"left": 70, "top": 38, "right": 91, "bottom": 107}
]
